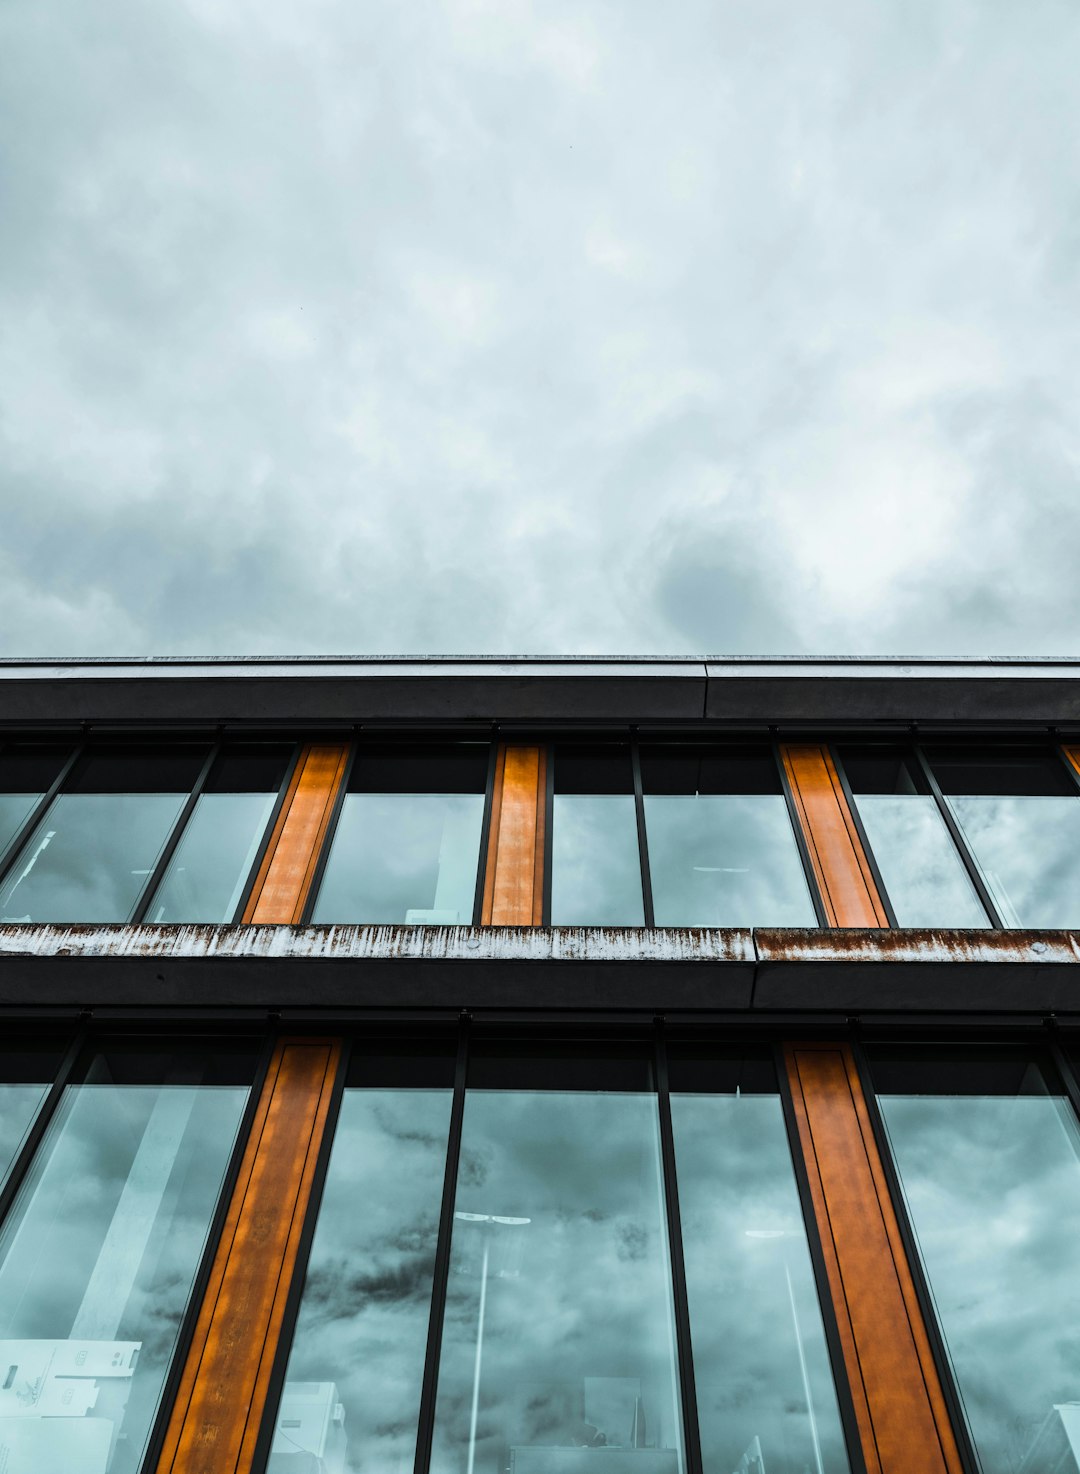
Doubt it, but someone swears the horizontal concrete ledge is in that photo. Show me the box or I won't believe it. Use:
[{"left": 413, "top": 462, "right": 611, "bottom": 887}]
[{"left": 1, "top": 924, "right": 1080, "bottom": 1015}]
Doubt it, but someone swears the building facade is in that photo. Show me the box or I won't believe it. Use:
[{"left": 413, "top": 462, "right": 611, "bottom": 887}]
[{"left": 1, "top": 656, "right": 1080, "bottom": 1474}]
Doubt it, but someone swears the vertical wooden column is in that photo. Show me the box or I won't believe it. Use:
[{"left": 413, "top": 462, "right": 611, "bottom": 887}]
[
  {"left": 155, "top": 1038, "right": 343, "bottom": 1474},
  {"left": 1063, "top": 745, "right": 1080, "bottom": 785},
  {"left": 481, "top": 743, "right": 547, "bottom": 925},
  {"left": 243, "top": 744, "right": 350, "bottom": 924},
  {"left": 784, "top": 1043, "right": 964, "bottom": 1474},
  {"left": 780, "top": 744, "right": 889, "bottom": 927}
]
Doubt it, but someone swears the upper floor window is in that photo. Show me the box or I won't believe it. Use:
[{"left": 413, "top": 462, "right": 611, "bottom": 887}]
[
  {"left": 641, "top": 746, "right": 815, "bottom": 927},
  {"left": 0, "top": 743, "right": 291, "bottom": 926},
  {"left": 925, "top": 747, "right": 1080, "bottom": 928},
  {"left": 311, "top": 744, "right": 489, "bottom": 925},
  {"left": 550, "top": 746, "right": 644, "bottom": 925},
  {"left": 840, "top": 747, "right": 989, "bottom": 928}
]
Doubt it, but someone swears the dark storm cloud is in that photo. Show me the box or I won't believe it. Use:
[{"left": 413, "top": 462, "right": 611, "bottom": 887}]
[{"left": 1, "top": 0, "right": 1078, "bottom": 655}]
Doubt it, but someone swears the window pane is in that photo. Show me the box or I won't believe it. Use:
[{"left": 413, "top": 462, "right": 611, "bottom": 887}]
[
  {"left": 670, "top": 1058, "right": 850, "bottom": 1474},
  {"left": 0, "top": 794, "right": 188, "bottom": 923},
  {"left": 551, "top": 795, "right": 644, "bottom": 925},
  {"left": 0, "top": 1044, "right": 66, "bottom": 1191},
  {"left": 872, "top": 1047, "right": 1080, "bottom": 1474},
  {"left": 855, "top": 797, "right": 987, "bottom": 927},
  {"left": 266, "top": 1048, "right": 454, "bottom": 1474},
  {"left": 0, "top": 747, "right": 72, "bottom": 860},
  {"left": 0, "top": 1041, "right": 253, "bottom": 1474},
  {"left": 921, "top": 748, "right": 1080, "bottom": 927},
  {"left": 430, "top": 1057, "right": 684, "bottom": 1474},
  {"left": 313, "top": 792, "right": 484, "bottom": 924},
  {"left": 145, "top": 792, "right": 274, "bottom": 923},
  {"left": 645, "top": 795, "right": 814, "bottom": 926}
]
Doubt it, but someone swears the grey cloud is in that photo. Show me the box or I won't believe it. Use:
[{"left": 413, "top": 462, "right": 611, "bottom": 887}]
[{"left": 1, "top": 0, "right": 1079, "bottom": 655}]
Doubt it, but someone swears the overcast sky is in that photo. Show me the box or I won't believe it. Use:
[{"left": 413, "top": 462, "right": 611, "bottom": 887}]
[{"left": 2, "top": 0, "right": 1079, "bottom": 657}]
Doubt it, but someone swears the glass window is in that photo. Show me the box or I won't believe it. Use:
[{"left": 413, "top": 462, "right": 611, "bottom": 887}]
[
  {"left": 0, "top": 1038, "right": 255, "bottom": 1474},
  {"left": 550, "top": 746, "right": 644, "bottom": 925},
  {"left": 927, "top": 747, "right": 1080, "bottom": 927},
  {"left": 429, "top": 1046, "right": 684, "bottom": 1474},
  {"left": 871, "top": 1046, "right": 1080, "bottom": 1474},
  {"left": 0, "top": 747, "right": 206, "bottom": 924},
  {"left": 312, "top": 746, "right": 488, "bottom": 925},
  {"left": 0, "top": 1043, "right": 67, "bottom": 1190},
  {"left": 144, "top": 745, "right": 291, "bottom": 923},
  {"left": 265, "top": 1042, "right": 454, "bottom": 1474},
  {"left": 641, "top": 747, "right": 815, "bottom": 927},
  {"left": 841, "top": 748, "right": 989, "bottom": 928},
  {"left": 0, "top": 747, "right": 72, "bottom": 865},
  {"left": 668, "top": 1051, "right": 849, "bottom": 1473}
]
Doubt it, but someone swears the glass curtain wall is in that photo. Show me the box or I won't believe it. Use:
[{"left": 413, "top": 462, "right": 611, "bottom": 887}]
[
  {"left": 0, "top": 747, "right": 73, "bottom": 865},
  {"left": 0, "top": 1038, "right": 255, "bottom": 1474},
  {"left": 0, "top": 747, "right": 207, "bottom": 924},
  {"left": 143, "top": 745, "right": 291, "bottom": 923},
  {"left": 870, "top": 1046, "right": 1080, "bottom": 1474},
  {"left": 0, "top": 1042, "right": 67, "bottom": 1190},
  {"left": 312, "top": 746, "right": 488, "bottom": 925},
  {"left": 262, "top": 1036, "right": 853, "bottom": 1474},
  {"left": 550, "top": 747, "right": 644, "bottom": 925},
  {"left": 265, "top": 1043, "right": 455, "bottom": 1474},
  {"left": 641, "top": 747, "right": 815, "bottom": 927},
  {"left": 840, "top": 748, "right": 988, "bottom": 928},
  {"left": 669, "top": 1050, "right": 849, "bottom": 1474},
  {"left": 925, "top": 748, "right": 1080, "bottom": 927}
]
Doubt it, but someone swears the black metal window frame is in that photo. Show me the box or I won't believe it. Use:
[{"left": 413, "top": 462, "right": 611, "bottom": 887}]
[
  {"left": 0, "top": 735, "right": 301, "bottom": 925},
  {"left": 249, "top": 1016, "right": 868, "bottom": 1474}
]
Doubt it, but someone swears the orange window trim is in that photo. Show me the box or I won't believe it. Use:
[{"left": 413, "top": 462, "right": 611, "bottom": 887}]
[
  {"left": 781, "top": 743, "right": 889, "bottom": 927},
  {"left": 243, "top": 744, "right": 350, "bottom": 924},
  {"left": 481, "top": 743, "right": 547, "bottom": 926},
  {"left": 784, "top": 1044, "right": 964, "bottom": 1474},
  {"left": 155, "top": 1038, "right": 344, "bottom": 1474}
]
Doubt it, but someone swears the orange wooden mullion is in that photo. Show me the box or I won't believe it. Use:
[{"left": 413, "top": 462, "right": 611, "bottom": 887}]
[
  {"left": 243, "top": 744, "right": 350, "bottom": 924},
  {"left": 784, "top": 1044, "right": 964, "bottom": 1474},
  {"left": 481, "top": 743, "right": 547, "bottom": 926},
  {"left": 781, "top": 743, "right": 889, "bottom": 927},
  {"left": 1063, "top": 746, "right": 1080, "bottom": 786},
  {"left": 155, "top": 1039, "right": 343, "bottom": 1474}
]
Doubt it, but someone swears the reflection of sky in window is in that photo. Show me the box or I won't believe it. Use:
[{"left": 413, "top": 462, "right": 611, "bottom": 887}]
[
  {"left": 879, "top": 1083, "right": 1080, "bottom": 1474},
  {"left": 550, "top": 795, "right": 644, "bottom": 925},
  {"left": 645, "top": 793, "right": 814, "bottom": 926},
  {"left": 313, "top": 792, "right": 484, "bottom": 924},
  {"left": 431, "top": 1089, "right": 683, "bottom": 1474},
  {"left": 945, "top": 796, "right": 1080, "bottom": 927},
  {"left": 146, "top": 791, "right": 275, "bottom": 922},
  {"left": 0, "top": 793, "right": 42, "bottom": 861},
  {"left": 0, "top": 1077, "right": 247, "bottom": 1474},
  {"left": 855, "top": 795, "right": 988, "bottom": 927},
  {"left": 270, "top": 1089, "right": 452, "bottom": 1474},
  {"left": 672, "top": 1092, "right": 849, "bottom": 1473},
  {"left": 0, "top": 792, "right": 186, "bottom": 922}
]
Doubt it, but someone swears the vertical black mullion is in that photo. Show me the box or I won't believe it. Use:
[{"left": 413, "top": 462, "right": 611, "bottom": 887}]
[
  {"left": 146, "top": 1026, "right": 287, "bottom": 1474},
  {"left": 231, "top": 741, "right": 305, "bottom": 924},
  {"left": 246, "top": 1031, "right": 354, "bottom": 1474},
  {"left": 829, "top": 743, "right": 899, "bottom": 928},
  {"left": 542, "top": 744, "right": 554, "bottom": 927},
  {"left": 130, "top": 739, "right": 221, "bottom": 923},
  {"left": 632, "top": 735, "right": 655, "bottom": 929},
  {"left": 848, "top": 1038, "right": 980, "bottom": 1474},
  {"left": 653, "top": 1023, "right": 702, "bottom": 1474},
  {"left": 472, "top": 735, "right": 499, "bottom": 927},
  {"left": 414, "top": 1016, "right": 471, "bottom": 1474},
  {"left": 0, "top": 740, "right": 85, "bottom": 889},
  {"left": 772, "top": 735, "right": 829, "bottom": 928},
  {"left": 0, "top": 1025, "right": 88, "bottom": 1231},
  {"left": 772, "top": 1041, "right": 869, "bottom": 1474},
  {"left": 298, "top": 736, "right": 359, "bottom": 925},
  {"left": 912, "top": 744, "right": 1003, "bottom": 927}
]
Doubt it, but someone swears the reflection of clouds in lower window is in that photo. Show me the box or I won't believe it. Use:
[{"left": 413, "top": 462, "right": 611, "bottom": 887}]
[
  {"left": 431, "top": 1089, "right": 683, "bottom": 1474},
  {"left": 269, "top": 1089, "right": 453, "bottom": 1474},
  {"left": 879, "top": 1082, "right": 1080, "bottom": 1474}
]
